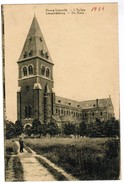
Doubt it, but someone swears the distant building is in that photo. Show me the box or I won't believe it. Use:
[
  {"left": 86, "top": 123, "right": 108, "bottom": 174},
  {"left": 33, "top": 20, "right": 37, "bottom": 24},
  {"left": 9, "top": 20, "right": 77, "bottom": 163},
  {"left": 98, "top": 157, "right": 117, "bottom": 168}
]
[{"left": 17, "top": 16, "right": 114, "bottom": 128}]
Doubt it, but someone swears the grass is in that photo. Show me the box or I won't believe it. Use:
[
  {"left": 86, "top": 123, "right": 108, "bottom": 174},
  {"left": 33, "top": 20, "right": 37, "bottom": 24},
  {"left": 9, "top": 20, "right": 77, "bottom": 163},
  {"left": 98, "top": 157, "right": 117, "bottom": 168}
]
[
  {"left": 24, "top": 137, "right": 120, "bottom": 180},
  {"left": 5, "top": 156, "right": 24, "bottom": 181},
  {"left": 5, "top": 139, "right": 18, "bottom": 155},
  {"left": 5, "top": 139, "right": 19, "bottom": 181},
  {"left": 5, "top": 139, "right": 24, "bottom": 181},
  {"left": 24, "top": 137, "right": 108, "bottom": 154},
  {"left": 12, "top": 156, "right": 24, "bottom": 181},
  {"left": 36, "top": 156, "right": 68, "bottom": 180}
]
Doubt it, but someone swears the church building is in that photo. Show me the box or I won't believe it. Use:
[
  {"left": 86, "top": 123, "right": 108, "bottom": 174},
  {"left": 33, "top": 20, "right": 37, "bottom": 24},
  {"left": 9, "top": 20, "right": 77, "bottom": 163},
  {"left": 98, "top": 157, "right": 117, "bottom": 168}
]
[{"left": 17, "top": 16, "right": 114, "bottom": 128}]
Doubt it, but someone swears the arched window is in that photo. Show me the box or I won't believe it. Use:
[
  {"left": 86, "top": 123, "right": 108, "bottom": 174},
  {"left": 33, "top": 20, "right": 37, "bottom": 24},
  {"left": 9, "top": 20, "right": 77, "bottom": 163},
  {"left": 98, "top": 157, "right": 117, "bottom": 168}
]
[
  {"left": 23, "top": 67, "right": 27, "bottom": 76},
  {"left": 41, "top": 66, "right": 45, "bottom": 75},
  {"left": 61, "top": 109, "right": 63, "bottom": 115},
  {"left": 25, "top": 106, "right": 28, "bottom": 118},
  {"left": 46, "top": 68, "right": 50, "bottom": 77},
  {"left": 92, "top": 112, "right": 95, "bottom": 116},
  {"left": 28, "top": 65, "right": 33, "bottom": 75},
  {"left": 23, "top": 51, "right": 27, "bottom": 58},
  {"left": 28, "top": 106, "right": 32, "bottom": 118},
  {"left": 41, "top": 50, "right": 45, "bottom": 56},
  {"left": 25, "top": 105, "right": 32, "bottom": 118},
  {"left": 29, "top": 50, "right": 33, "bottom": 57},
  {"left": 39, "top": 37, "right": 42, "bottom": 42},
  {"left": 46, "top": 52, "right": 49, "bottom": 59}
]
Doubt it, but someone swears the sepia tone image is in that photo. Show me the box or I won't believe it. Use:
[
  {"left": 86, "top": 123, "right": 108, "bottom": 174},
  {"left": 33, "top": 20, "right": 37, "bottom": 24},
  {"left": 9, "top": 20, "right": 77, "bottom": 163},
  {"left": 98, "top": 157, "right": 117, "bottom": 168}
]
[{"left": 3, "top": 3, "right": 120, "bottom": 181}]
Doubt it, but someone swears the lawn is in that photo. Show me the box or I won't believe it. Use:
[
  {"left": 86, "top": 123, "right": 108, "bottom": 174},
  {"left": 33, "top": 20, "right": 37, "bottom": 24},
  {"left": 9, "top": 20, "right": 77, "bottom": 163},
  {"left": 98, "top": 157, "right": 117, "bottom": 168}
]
[
  {"left": 24, "top": 137, "right": 120, "bottom": 180},
  {"left": 5, "top": 139, "right": 18, "bottom": 155},
  {"left": 5, "top": 139, "right": 18, "bottom": 173},
  {"left": 5, "top": 139, "right": 24, "bottom": 181}
]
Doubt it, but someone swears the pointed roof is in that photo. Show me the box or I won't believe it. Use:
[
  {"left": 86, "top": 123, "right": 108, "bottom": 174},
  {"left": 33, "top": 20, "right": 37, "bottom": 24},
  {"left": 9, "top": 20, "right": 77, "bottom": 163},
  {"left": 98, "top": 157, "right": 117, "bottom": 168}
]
[
  {"left": 60, "top": 116, "right": 76, "bottom": 123},
  {"left": 33, "top": 83, "right": 42, "bottom": 90},
  {"left": 18, "top": 16, "right": 52, "bottom": 63},
  {"left": 52, "top": 115, "right": 61, "bottom": 122}
]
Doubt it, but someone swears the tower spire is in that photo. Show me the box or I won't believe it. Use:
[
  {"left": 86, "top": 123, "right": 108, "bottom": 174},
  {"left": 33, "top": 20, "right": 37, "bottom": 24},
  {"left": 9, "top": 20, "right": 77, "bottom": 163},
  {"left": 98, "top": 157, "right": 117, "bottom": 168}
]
[{"left": 18, "top": 16, "right": 52, "bottom": 63}]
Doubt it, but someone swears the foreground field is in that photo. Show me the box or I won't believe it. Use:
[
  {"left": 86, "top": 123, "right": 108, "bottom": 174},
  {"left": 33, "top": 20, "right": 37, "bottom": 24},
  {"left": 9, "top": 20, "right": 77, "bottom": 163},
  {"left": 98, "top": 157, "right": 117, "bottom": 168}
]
[
  {"left": 24, "top": 137, "right": 120, "bottom": 180},
  {"left": 5, "top": 140, "right": 24, "bottom": 181}
]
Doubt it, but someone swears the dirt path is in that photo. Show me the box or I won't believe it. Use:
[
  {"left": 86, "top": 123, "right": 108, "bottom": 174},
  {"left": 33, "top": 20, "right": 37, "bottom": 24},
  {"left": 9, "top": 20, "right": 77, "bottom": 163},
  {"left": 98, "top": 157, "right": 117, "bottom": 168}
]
[
  {"left": 19, "top": 142, "right": 77, "bottom": 181},
  {"left": 6, "top": 141, "right": 77, "bottom": 181},
  {"left": 14, "top": 141, "right": 77, "bottom": 181},
  {"left": 15, "top": 141, "right": 56, "bottom": 181}
]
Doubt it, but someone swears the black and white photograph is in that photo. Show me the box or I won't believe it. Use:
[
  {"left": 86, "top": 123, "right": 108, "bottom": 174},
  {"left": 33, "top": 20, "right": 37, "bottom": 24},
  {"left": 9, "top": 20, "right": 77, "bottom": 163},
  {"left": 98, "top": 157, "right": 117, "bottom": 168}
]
[{"left": 2, "top": 3, "right": 120, "bottom": 181}]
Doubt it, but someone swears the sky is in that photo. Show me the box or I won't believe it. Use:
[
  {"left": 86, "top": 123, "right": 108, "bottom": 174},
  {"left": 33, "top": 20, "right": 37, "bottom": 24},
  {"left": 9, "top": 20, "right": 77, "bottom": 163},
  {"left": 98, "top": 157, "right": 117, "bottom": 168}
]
[{"left": 3, "top": 3, "right": 119, "bottom": 122}]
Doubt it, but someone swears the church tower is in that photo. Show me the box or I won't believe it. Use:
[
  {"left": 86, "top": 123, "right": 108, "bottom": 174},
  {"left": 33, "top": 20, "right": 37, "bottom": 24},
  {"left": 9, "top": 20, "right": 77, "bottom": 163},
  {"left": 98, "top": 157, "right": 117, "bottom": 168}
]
[{"left": 17, "top": 16, "right": 55, "bottom": 127}]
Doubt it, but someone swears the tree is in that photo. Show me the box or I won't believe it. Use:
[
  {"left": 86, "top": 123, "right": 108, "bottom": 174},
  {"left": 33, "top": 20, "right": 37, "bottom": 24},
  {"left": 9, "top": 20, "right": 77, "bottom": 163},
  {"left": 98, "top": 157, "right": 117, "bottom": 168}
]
[
  {"left": 87, "top": 119, "right": 104, "bottom": 137},
  {"left": 79, "top": 121, "right": 87, "bottom": 136},
  {"left": 86, "top": 117, "right": 120, "bottom": 138},
  {"left": 5, "top": 120, "right": 16, "bottom": 139},
  {"left": 74, "top": 125, "right": 80, "bottom": 137},
  {"left": 15, "top": 120, "right": 23, "bottom": 136},
  {"left": 32, "top": 119, "right": 42, "bottom": 137},
  {"left": 63, "top": 123, "right": 76, "bottom": 136},
  {"left": 105, "top": 117, "right": 120, "bottom": 137},
  {"left": 46, "top": 122, "right": 59, "bottom": 137}
]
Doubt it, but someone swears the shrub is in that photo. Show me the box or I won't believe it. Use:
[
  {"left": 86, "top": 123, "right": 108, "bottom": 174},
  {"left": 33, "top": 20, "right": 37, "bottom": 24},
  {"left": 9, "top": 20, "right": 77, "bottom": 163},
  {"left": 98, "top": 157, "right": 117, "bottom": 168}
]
[
  {"left": 5, "top": 140, "right": 18, "bottom": 155},
  {"left": 5, "top": 121, "right": 16, "bottom": 139}
]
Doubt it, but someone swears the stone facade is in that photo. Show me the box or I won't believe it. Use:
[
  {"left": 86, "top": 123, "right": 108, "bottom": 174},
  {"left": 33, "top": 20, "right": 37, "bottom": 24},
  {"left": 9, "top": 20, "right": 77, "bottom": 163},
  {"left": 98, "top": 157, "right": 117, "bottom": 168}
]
[{"left": 17, "top": 16, "right": 114, "bottom": 128}]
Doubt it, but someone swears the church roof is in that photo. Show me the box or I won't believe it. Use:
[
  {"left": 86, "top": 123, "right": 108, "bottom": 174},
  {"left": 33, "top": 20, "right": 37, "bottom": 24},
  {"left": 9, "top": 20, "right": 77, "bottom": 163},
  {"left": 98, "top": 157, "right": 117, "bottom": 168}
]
[
  {"left": 18, "top": 16, "right": 52, "bottom": 63},
  {"left": 80, "top": 98, "right": 113, "bottom": 109},
  {"left": 52, "top": 115, "right": 61, "bottom": 122},
  {"left": 55, "top": 96, "right": 113, "bottom": 110},
  {"left": 55, "top": 96, "right": 81, "bottom": 109},
  {"left": 59, "top": 116, "right": 76, "bottom": 123}
]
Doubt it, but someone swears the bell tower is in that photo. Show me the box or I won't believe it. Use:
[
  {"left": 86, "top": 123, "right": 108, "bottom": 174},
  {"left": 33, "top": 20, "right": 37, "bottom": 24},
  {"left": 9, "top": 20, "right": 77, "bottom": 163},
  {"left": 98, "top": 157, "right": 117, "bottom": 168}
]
[{"left": 17, "top": 16, "right": 55, "bottom": 127}]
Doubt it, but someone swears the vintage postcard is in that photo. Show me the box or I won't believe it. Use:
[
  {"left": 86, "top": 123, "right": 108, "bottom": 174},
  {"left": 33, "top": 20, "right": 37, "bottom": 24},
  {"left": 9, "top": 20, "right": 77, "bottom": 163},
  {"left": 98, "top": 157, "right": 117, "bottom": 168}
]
[{"left": 2, "top": 3, "right": 120, "bottom": 181}]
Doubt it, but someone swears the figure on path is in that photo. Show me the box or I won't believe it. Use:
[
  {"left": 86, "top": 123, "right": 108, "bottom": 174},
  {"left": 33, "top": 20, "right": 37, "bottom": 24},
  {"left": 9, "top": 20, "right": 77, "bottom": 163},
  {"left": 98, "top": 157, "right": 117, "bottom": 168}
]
[{"left": 19, "top": 137, "right": 24, "bottom": 153}]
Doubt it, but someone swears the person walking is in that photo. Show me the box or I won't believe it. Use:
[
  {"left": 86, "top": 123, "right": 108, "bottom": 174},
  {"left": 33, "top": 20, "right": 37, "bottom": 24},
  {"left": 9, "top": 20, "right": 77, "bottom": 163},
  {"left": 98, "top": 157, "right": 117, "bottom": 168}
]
[{"left": 19, "top": 137, "right": 24, "bottom": 153}]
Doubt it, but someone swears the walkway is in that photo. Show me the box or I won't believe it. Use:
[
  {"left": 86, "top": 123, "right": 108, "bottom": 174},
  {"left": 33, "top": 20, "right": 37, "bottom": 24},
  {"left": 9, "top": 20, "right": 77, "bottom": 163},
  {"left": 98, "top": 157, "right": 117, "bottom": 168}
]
[
  {"left": 15, "top": 141, "right": 56, "bottom": 181},
  {"left": 14, "top": 141, "right": 77, "bottom": 181},
  {"left": 24, "top": 145, "right": 77, "bottom": 181}
]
